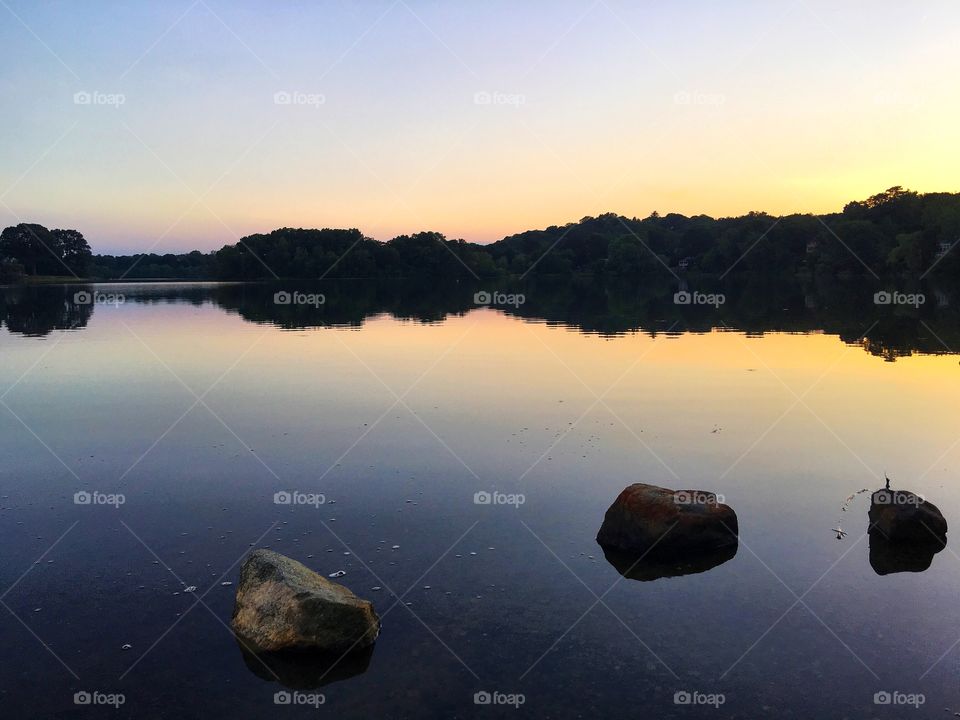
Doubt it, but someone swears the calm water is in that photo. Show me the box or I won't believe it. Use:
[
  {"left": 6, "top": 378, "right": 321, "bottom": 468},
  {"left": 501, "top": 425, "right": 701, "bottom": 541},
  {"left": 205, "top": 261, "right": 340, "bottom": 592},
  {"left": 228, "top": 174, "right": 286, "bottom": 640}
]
[{"left": 2, "top": 282, "right": 959, "bottom": 718}]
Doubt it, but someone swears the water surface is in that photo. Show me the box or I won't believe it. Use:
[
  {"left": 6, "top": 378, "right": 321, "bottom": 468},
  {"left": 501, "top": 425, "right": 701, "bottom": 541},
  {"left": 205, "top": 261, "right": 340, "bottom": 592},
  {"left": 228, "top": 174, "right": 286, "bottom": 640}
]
[{"left": 1, "top": 282, "right": 959, "bottom": 718}]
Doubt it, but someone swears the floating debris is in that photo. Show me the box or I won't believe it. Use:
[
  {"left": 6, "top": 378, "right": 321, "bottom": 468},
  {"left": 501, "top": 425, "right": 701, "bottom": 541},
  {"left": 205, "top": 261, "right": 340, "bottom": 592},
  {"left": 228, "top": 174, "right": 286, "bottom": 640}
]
[
  {"left": 833, "top": 487, "right": 871, "bottom": 540},
  {"left": 371, "top": 586, "right": 382, "bottom": 591},
  {"left": 220, "top": 581, "right": 233, "bottom": 587},
  {"left": 121, "top": 644, "right": 131, "bottom": 651},
  {"left": 328, "top": 570, "right": 346, "bottom": 578},
  {"left": 184, "top": 586, "right": 197, "bottom": 593}
]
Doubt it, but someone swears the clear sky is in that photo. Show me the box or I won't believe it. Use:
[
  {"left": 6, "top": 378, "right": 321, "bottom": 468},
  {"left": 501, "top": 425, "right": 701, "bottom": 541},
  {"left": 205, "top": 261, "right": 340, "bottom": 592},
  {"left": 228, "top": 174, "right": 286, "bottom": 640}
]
[{"left": 1, "top": 0, "right": 958, "bottom": 254}]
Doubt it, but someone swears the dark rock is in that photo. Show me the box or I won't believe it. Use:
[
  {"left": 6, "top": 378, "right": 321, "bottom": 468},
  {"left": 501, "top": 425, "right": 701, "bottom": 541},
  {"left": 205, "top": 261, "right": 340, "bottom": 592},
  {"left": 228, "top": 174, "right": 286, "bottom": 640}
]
[
  {"left": 596, "top": 483, "right": 738, "bottom": 555},
  {"left": 231, "top": 549, "right": 380, "bottom": 654},
  {"left": 868, "top": 489, "right": 947, "bottom": 575},
  {"left": 868, "top": 489, "right": 947, "bottom": 543}
]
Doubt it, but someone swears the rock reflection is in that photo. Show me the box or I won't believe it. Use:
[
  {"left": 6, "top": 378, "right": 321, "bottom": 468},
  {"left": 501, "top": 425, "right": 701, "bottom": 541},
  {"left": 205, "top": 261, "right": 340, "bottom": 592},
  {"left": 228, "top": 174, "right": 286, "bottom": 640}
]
[
  {"left": 601, "top": 542, "right": 738, "bottom": 582},
  {"left": 237, "top": 639, "right": 374, "bottom": 690},
  {"left": 867, "top": 488, "right": 948, "bottom": 576}
]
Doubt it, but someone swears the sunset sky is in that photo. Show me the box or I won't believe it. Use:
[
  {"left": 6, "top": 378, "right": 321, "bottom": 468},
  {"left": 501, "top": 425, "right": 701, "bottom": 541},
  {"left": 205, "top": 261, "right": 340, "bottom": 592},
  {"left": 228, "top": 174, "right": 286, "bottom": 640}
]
[{"left": 1, "top": 0, "right": 958, "bottom": 254}]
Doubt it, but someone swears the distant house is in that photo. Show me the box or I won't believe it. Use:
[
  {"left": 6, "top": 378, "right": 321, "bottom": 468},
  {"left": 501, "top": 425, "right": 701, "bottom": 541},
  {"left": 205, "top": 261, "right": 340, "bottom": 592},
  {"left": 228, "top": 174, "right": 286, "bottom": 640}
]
[
  {"left": 936, "top": 240, "right": 953, "bottom": 260},
  {"left": 806, "top": 239, "right": 820, "bottom": 254},
  {"left": 678, "top": 257, "right": 693, "bottom": 271}
]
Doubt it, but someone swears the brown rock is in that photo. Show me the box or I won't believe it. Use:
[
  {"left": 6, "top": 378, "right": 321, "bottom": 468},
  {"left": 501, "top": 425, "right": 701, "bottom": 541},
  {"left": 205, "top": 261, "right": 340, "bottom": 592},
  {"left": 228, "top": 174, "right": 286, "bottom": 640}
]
[
  {"left": 596, "top": 483, "right": 738, "bottom": 555},
  {"left": 231, "top": 549, "right": 380, "bottom": 654}
]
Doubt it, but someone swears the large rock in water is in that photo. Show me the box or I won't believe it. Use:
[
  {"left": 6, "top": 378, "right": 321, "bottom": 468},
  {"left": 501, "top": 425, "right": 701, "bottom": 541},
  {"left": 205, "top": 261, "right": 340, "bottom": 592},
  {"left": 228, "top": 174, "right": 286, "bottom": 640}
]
[
  {"left": 868, "top": 489, "right": 947, "bottom": 543},
  {"left": 596, "top": 483, "right": 738, "bottom": 555},
  {"left": 232, "top": 549, "right": 380, "bottom": 654},
  {"left": 868, "top": 489, "right": 947, "bottom": 575}
]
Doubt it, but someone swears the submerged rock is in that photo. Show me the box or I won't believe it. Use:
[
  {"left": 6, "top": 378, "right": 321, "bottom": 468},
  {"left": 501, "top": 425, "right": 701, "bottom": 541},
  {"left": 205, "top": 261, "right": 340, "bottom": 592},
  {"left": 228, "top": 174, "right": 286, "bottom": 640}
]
[
  {"left": 596, "top": 483, "right": 738, "bottom": 555},
  {"left": 231, "top": 549, "right": 380, "bottom": 654},
  {"left": 868, "top": 489, "right": 947, "bottom": 575}
]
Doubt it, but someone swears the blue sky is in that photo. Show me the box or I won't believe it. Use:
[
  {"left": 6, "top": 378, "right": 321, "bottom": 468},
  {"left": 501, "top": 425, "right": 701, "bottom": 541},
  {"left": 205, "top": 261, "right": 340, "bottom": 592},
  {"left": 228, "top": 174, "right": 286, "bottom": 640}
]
[{"left": 1, "top": 0, "right": 957, "bottom": 253}]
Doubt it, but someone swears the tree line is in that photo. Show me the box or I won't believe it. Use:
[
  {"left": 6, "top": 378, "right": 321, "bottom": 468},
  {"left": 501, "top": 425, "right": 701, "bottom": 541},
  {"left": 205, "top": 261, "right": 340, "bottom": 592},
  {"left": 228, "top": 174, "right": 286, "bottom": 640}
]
[
  {"left": 0, "top": 224, "right": 92, "bottom": 280},
  {"left": 4, "top": 187, "right": 960, "bottom": 282}
]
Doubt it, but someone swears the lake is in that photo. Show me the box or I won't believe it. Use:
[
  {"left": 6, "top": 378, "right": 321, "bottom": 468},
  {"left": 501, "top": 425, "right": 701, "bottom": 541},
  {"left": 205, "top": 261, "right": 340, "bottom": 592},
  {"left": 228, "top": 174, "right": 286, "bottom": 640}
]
[{"left": 1, "top": 281, "right": 958, "bottom": 718}]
